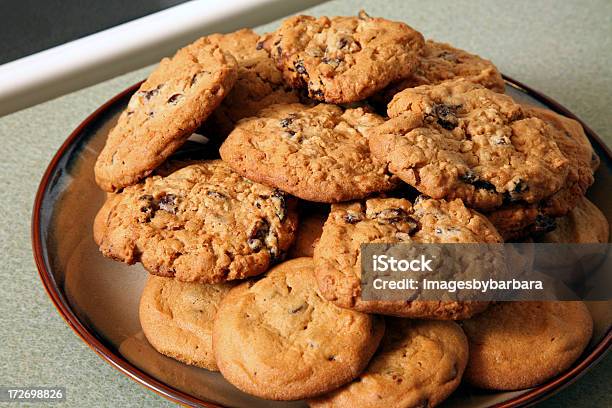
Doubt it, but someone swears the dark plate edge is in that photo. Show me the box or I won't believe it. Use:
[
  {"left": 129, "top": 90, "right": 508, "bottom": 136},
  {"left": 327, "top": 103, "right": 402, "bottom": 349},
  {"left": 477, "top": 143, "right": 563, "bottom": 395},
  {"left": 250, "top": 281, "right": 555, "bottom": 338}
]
[{"left": 31, "top": 76, "right": 612, "bottom": 408}]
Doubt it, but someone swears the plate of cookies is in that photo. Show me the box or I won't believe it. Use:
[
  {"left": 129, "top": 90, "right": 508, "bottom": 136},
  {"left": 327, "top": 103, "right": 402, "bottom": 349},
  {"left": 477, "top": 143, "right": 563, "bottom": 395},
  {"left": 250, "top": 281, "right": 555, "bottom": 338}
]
[{"left": 33, "top": 11, "right": 611, "bottom": 408}]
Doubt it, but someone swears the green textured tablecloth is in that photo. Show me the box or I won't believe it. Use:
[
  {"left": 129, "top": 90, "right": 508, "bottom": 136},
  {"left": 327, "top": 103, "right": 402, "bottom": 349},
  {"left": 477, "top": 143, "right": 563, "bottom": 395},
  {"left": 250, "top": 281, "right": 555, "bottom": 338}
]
[{"left": 1, "top": 0, "right": 610, "bottom": 406}]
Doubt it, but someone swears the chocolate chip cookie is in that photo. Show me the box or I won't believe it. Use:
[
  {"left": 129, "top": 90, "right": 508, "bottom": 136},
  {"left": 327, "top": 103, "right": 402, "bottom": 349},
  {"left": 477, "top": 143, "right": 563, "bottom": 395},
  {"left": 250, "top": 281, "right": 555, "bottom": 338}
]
[
  {"left": 139, "top": 276, "right": 234, "bottom": 370},
  {"left": 313, "top": 196, "right": 501, "bottom": 318},
  {"left": 371, "top": 80, "right": 571, "bottom": 212},
  {"left": 213, "top": 257, "right": 385, "bottom": 400},
  {"left": 261, "top": 11, "right": 424, "bottom": 103},
  {"left": 94, "top": 160, "right": 298, "bottom": 283},
  {"left": 95, "top": 37, "right": 238, "bottom": 192},
  {"left": 203, "top": 29, "right": 300, "bottom": 137},
  {"left": 308, "top": 319, "right": 468, "bottom": 408},
  {"left": 219, "top": 103, "right": 398, "bottom": 202},
  {"left": 462, "top": 301, "right": 593, "bottom": 390},
  {"left": 376, "top": 40, "right": 505, "bottom": 105}
]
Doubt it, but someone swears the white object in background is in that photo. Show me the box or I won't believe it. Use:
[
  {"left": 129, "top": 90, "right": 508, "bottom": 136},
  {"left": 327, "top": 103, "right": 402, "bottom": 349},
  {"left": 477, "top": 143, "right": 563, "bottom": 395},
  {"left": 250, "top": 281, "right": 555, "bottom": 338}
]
[{"left": 0, "top": 0, "right": 326, "bottom": 117}]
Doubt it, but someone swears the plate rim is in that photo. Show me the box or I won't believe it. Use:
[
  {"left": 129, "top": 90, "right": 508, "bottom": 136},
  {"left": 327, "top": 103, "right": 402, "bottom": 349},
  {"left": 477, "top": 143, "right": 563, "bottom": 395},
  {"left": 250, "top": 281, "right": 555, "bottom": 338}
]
[{"left": 31, "top": 76, "right": 612, "bottom": 408}]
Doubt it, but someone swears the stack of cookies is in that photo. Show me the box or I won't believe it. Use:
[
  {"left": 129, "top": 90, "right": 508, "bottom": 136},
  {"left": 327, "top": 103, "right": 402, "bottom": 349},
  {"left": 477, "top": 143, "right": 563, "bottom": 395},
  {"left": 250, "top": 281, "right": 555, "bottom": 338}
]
[{"left": 92, "top": 11, "right": 609, "bottom": 407}]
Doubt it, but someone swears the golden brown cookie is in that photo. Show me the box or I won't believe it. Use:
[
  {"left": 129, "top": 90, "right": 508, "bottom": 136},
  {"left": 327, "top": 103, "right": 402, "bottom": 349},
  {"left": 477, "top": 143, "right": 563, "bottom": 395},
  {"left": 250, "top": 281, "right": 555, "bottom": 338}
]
[
  {"left": 95, "top": 37, "right": 238, "bottom": 192},
  {"left": 370, "top": 80, "right": 570, "bottom": 212},
  {"left": 213, "top": 258, "right": 385, "bottom": 400},
  {"left": 313, "top": 196, "right": 501, "bottom": 318},
  {"left": 539, "top": 196, "right": 609, "bottom": 243},
  {"left": 376, "top": 39, "right": 505, "bottom": 105},
  {"left": 288, "top": 204, "right": 329, "bottom": 258},
  {"left": 308, "top": 319, "right": 468, "bottom": 408},
  {"left": 139, "top": 276, "right": 234, "bottom": 370},
  {"left": 527, "top": 106, "right": 599, "bottom": 171},
  {"left": 486, "top": 107, "right": 596, "bottom": 240},
  {"left": 462, "top": 301, "right": 593, "bottom": 390},
  {"left": 220, "top": 103, "right": 398, "bottom": 202},
  {"left": 203, "top": 29, "right": 300, "bottom": 137},
  {"left": 261, "top": 11, "right": 424, "bottom": 103},
  {"left": 94, "top": 160, "right": 298, "bottom": 283}
]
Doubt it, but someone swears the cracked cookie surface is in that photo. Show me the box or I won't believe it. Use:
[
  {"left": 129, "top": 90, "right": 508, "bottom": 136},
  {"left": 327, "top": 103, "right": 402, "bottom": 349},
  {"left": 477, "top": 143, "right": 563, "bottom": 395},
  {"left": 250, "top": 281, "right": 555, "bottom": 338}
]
[
  {"left": 95, "top": 37, "right": 238, "bottom": 192},
  {"left": 261, "top": 11, "right": 424, "bottom": 103},
  {"left": 308, "top": 319, "right": 468, "bottom": 408},
  {"left": 313, "top": 197, "right": 500, "bottom": 318},
  {"left": 139, "top": 276, "right": 234, "bottom": 370},
  {"left": 220, "top": 103, "right": 398, "bottom": 202},
  {"left": 462, "top": 301, "right": 593, "bottom": 390},
  {"left": 213, "top": 257, "right": 385, "bottom": 400},
  {"left": 370, "top": 80, "right": 570, "bottom": 211},
  {"left": 203, "top": 29, "right": 300, "bottom": 137},
  {"left": 93, "top": 160, "right": 298, "bottom": 283}
]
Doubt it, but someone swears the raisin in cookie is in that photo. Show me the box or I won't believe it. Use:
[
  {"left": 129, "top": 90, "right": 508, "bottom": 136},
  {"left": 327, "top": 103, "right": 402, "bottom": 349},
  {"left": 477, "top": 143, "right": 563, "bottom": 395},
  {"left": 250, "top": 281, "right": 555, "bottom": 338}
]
[
  {"left": 94, "top": 37, "right": 238, "bottom": 192},
  {"left": 370, "top": 80, "right": 570, "bottom": 211},
  {"left": 261, "top": 11, "right": 424, "bottom": 103},
  {"left": 220, "top": 103, "right": 398, "bottom": 202},
  {"left": 213, "top": 257, "right": 385, "bottom": 400},
  {"left": 486, "top": 106, "right": 596, "bottom": 239},
  {"left": 376, "top": 39, "right": 505, "bottom": 105},
  {"left": 93, "top": 160, "right": 298, "bottom": 283},
  {"left": 139, "top": 276, "right": 234, "bottom": 370},
  {"left": 539, "top": 197, "right": 609, "bottom": 243},
  {"left": 203, "top": 29, "right": 300, "bottom": 137},
  {"left": 462, "top": 301, "right": 593, "bottom": 390},
  {"left": 313, "top": 196, "right": 501, "bottom": 318},
  {"left": 308, "top": 319, "right": 468, "bottom": 408}
]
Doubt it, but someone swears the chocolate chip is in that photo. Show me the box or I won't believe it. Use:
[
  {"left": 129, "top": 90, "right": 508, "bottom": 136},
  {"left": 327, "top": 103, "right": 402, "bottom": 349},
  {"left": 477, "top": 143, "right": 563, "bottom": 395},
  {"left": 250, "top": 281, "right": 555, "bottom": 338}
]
[
  {"left": 167, "top": 94, "right": 183, "bottom": 105},
  {"left": 295, "top": 60, "right": 307, "bottom": 74},
  {"left": 158, "top": 193, "right": 178, "bottom": 214},
  {"left": 256, "top": 41, "right": 264, "bottom": 50},
  {"left": 338, "top": 38, "right": 348, "bottom": 49},
  {"left": 280, "top": 117, "right": 293, "bottom": 128},
  {"left": 276, "top": 45, "right": 282, "bottom": 56}
]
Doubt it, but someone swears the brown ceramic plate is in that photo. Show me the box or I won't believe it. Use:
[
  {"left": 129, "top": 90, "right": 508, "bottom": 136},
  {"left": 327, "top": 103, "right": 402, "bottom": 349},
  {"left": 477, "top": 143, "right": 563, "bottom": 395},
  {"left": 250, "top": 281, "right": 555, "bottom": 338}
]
[{"left": 32, "top": 77, "right": 612, "bottom": 408}]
